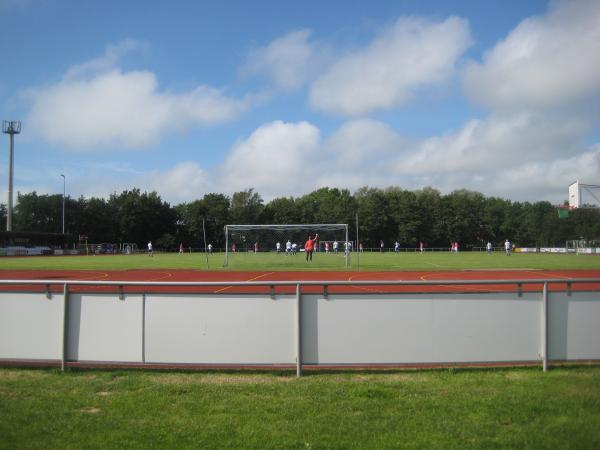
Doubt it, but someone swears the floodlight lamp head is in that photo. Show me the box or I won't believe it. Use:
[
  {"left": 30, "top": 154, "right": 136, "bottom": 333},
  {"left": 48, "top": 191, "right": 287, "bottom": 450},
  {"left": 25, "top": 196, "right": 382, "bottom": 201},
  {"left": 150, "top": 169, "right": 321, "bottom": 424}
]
[{"left": 2, "top": 120, "right": 21, "bottom": 134}]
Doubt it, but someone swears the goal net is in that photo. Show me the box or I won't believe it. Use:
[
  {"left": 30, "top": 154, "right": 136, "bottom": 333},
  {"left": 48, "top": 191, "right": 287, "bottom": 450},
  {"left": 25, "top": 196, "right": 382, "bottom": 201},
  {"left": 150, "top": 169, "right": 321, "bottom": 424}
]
[{"left": 224, "top": 224, "right": 349, "bottom": 269}]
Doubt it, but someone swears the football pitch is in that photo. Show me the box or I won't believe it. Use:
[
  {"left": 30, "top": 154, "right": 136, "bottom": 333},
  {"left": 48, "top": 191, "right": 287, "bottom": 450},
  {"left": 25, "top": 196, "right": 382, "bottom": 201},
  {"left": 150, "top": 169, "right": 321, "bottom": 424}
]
[{"left": 1, "top": 250, "right": 600, "bottom": 272}]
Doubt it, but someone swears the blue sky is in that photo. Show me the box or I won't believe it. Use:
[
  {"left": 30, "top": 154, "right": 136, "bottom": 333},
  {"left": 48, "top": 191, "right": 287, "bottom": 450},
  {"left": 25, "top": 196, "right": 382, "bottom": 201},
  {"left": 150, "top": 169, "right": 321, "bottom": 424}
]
[{"left": 1, "top": 0, "right": 599, "bottom": 205}]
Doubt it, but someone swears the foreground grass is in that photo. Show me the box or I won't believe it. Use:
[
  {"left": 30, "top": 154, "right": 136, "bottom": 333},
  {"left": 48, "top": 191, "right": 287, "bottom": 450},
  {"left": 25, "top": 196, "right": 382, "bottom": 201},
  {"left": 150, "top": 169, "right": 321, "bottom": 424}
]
[
  {"left": 1, "top": 251, "right": 600, "bottom": 272},
  {"left": 1, "top": 367, "right": 600, "bottom": 449}
]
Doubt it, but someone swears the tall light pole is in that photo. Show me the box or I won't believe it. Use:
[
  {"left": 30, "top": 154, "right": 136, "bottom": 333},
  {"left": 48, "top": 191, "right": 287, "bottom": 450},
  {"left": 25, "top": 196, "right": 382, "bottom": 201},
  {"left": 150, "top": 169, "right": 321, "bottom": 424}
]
[
  {"left": 60, "top": 174, "right": 65, "bottom": 234},
  {"left": 2, "top": 120, "right": 21, "bottom": 232}
]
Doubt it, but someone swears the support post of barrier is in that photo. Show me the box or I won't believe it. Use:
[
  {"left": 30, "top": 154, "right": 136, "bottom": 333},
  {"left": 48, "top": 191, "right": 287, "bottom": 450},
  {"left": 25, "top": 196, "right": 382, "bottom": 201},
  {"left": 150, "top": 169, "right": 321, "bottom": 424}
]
[
  {"left": 61, "top": 283, "right": 69, "bottom": 372},
  {"left": 296, "top": 283, "right": 302, "bottom": 377},
  {"left": 142, "top": 293, "right": 146, "bottom": 364},
  {"left": 542, "top": 282, "right": 549, "bottom": 372}
]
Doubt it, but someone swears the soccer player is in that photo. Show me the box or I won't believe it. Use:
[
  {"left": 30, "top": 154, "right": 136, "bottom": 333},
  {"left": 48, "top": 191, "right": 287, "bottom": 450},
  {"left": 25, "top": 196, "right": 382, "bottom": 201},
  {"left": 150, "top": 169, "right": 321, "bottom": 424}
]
[
  {"left": 487, "top": 241, "right": 492, "bottom": 253},
  {"left": 333, "top": 240, "right": 339, "bottom": 254},
  {"left": 291, "top": 242, "right": 297, "bottom": 255},
  {"left": 147, "top": 241, "right": 153, "bottom": 257},
  {"left": 394, "top": 241, "right": 399, "bottom": 253},
  {"left": 286, "top": 239, "right": 292, "bottom": 255},
  {"left": 276, "top": 241, "right": 281, "bottom": 253},
  {"left": 305, "top": 234, "right": 318, "bottom": 261},
  {"left": 325, "top": 242, "right": 329, "bottom": 253},
  {"left": 380, "top": 240, "right": 384, "bottom": 252},
  {"left": 505, "top": 239, "right": 511, "bottom": 256},
  {"left": 179, "top": 242, "right": 183, "bottom": 254},
  {"left": 254, "top": 242, "right": 258, "bottom": 254},
  {"left": 208, "top": 243, "right": 213, "bottom": 254},
  {"left": 419, "top": 241, "right": 424, "bottom": 253}
]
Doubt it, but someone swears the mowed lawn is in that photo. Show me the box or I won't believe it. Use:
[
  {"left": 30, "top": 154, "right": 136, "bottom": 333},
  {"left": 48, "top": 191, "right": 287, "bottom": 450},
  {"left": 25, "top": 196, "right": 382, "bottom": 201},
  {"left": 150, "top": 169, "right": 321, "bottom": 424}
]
[
  {"left": 1, "top": 251, "right": 600, "bottom": 272},
  {"left": 1, "top": 367, "right": 599, "bottom": 449}
]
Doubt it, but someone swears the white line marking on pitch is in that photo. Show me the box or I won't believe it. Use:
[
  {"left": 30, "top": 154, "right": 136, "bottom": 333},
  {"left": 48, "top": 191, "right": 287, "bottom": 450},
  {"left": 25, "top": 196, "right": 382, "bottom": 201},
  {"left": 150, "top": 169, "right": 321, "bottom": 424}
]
[
  {"left": 148, "top": 272, "right": 173, "bottom": 282},
  {"left": 214, "top": 272, "right": 275, "bottom": 293},
  {"left": 525, "top": 270, "right": 573, "bottom": 280},
  {"left": 423, "top": 261, "right": 443, "bottom": 268},
  {"left": 347, "top": 275, "right": 386, "bottom": 294},
  {"left": 420, "top": 274, "right": 504, "bottom": 292}
]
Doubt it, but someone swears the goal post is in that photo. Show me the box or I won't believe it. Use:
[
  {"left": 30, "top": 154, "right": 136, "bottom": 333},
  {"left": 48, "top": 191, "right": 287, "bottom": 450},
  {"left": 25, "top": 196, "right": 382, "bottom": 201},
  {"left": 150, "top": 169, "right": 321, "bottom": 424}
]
[{"left": 224, "top": 224, "right": 349, "bottom": 268}]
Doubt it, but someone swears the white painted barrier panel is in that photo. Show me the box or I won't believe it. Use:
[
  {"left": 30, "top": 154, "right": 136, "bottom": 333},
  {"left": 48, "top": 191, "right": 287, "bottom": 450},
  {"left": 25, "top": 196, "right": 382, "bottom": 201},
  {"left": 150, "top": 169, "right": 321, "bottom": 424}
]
[
  {"left": 548, "top": 292, "right": 600, "bottom": 360},
  {"left": 302, "top": 296, "right": 434, "bottom": 364},
  {"left": 431, "top": 295, "right": 541, "bottom": 362},
  {"left": 67, "top": 294, "right": 143, "bottom": 362},
  {"left": 145, "top": 295, "right": 296, "bottom": 364},
  {"left": 0, "top": 292, "right": 63, "bottom": 360},
  {"left": 302, "top": 294, "right": 541, "bottom": 364},
  {"left": 1, "top": 285, "right": 599, "bottom": 368}
]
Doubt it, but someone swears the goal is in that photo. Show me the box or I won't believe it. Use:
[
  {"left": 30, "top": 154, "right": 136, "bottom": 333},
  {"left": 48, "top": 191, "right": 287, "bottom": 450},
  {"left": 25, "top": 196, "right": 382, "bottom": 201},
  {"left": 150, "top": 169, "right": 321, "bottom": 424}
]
[{"left": 224, "top": 224, "right": 349, "bottom": 268}]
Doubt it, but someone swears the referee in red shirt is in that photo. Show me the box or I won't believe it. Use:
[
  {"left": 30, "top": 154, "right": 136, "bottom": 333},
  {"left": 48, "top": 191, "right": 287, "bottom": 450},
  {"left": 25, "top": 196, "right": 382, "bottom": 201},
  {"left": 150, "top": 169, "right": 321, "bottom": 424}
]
[{"left": 304, "top": 234, "right": 318, "bottom": 261}]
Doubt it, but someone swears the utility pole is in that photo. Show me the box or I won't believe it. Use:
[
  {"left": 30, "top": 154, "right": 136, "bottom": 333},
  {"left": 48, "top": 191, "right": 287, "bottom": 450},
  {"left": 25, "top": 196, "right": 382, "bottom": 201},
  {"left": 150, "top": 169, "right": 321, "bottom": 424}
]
[{"left": 2, "top": 120, "right": 21, "bottom": 231}]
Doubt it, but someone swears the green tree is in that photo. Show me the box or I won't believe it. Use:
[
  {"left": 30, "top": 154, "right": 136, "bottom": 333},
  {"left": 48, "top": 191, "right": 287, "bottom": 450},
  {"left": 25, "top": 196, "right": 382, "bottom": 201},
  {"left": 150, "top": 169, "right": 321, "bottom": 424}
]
[
  {"left": 177, "top": 193, "right": 230, "bottom": 248},
  {"left": 14, "top": 192, "right": 63, "bottom": 232},
  {"left": 385, "top": 187, "right": 421, "bottom": 246},
  {"left": 263, "top": 197, "right": 301, "bottom": 224},
  {"left": 444, "top": 189, "right": 486, "bottom": 249},
  {"left": 230, "top": 188, "right": 263, "bottom": 224},
  {"left": 297, "top": 187, "right": 357, "bottom": 225},
  {"left": 414, "top": 187, "right": 444, "bottom": 247},
  {"left": 0, "top": 204, "right": 6, "bottom": 227},
  {"left": 108, "top": 189, "right": 176, "bottom": 247},
  {"left": 355, "top": 187, "right": 392, "bottom": 248}
]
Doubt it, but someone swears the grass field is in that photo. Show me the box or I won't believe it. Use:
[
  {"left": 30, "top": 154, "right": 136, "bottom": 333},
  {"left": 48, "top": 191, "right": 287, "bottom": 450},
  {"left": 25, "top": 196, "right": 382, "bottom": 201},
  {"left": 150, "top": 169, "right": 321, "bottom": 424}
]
[
  {"left": 1, "top": 366, "right": 599, "bottom": 449},
  {"left": 1, "top": 250, "right": 600, "bottom": 272}
]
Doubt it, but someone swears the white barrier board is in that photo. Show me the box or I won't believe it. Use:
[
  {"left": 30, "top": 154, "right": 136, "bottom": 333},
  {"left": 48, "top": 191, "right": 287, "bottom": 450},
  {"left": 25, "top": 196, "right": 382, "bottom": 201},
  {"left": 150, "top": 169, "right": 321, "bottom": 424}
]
[
  {"left": 145, "top": 295, "right": 296, "bottom": 364},
  {"left": 302, "top": 293, "right": 541, "bottom": 364},
  {"left": 0, "top": 292, "right": 63, "bottom": 360},
  {"left": 67, "top": 294, "right": 144, "bottom": 362}
]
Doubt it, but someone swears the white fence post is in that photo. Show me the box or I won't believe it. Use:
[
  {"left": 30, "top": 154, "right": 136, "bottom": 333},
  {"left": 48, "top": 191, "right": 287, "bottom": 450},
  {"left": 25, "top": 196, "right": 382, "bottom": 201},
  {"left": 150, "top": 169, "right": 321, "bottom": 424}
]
[
  {"left": 296, "top": 283, "right": 302, "bottom": 377},
  {"left": 61, "top": 283, "right": 69, "bottom": 371},
  {"left": 542, "top": 282, "right": 548, "bottom": 372}
]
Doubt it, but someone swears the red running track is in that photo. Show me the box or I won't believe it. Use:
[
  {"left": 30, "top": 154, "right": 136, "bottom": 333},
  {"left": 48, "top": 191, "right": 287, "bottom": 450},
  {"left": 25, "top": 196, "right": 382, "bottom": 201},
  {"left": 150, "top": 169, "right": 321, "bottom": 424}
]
[{"left": 0, "top": 269, "right": 599, "bottom": 295}]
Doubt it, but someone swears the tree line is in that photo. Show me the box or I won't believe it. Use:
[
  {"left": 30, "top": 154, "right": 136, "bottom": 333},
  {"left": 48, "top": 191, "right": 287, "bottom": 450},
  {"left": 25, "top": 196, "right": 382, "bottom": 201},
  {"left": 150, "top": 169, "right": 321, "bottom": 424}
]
[{"left": 6, "top": 186, "right": 600, "bottom": 250}]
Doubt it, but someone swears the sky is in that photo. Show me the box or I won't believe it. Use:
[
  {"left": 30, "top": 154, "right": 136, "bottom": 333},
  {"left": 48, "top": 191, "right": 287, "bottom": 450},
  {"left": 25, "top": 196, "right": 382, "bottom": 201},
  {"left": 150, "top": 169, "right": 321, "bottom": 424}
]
[{"left": 0, "top": 0, "right": 599, "bottom": 206}]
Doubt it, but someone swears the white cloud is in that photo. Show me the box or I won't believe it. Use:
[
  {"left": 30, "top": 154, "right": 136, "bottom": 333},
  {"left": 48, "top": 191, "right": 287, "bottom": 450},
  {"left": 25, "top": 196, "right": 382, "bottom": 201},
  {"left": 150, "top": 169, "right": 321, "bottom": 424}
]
[
  {"left": 399, "top": 113, "right": 590, "bottom": 174},
  {"left": 138, "top": 161, "right": 208, "bottom": 204},
  {"left": 309, "top": 16, "right": 472, "bottom": 116},
  {"left": 243, "top": 29, "right": 327, "bottom": 90},
  {"left": 326, "top": 118, "right": 404, "bottom": 169},
  {"left": 41, "top": 161, "right": 207, "bottom": 205},
  {"left": 217, "top": 120, "right": 321, "bottom": 199},
  {"left": 64, "top": 39, "right": 144, "bottom": 80},
  {"left": 464, "top": 0, "right": 600, "bottom": 111},
  {"left": 464, "top": 145, "right": 600, "bottom": 202},
  {"left": 26, "top": 41, "right": 250, "bottom": 150}
]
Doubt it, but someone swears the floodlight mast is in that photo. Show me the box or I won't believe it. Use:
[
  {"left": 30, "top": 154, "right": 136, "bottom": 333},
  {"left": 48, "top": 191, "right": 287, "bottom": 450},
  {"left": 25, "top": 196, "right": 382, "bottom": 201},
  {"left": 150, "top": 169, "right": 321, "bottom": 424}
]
[{"left": 2, "top": 120, "right": 21, "bottom": 231}]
